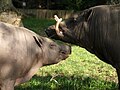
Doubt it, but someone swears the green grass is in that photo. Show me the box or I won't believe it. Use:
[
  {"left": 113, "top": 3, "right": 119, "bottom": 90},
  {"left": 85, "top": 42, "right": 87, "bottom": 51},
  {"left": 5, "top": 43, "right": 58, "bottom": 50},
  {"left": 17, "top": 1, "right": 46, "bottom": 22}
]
[
  {"left": 16, "top": 18, "right": 118, "bottom": 90},
  {"left": 22, "top": 18, "right": 55, "bottom": 36}
]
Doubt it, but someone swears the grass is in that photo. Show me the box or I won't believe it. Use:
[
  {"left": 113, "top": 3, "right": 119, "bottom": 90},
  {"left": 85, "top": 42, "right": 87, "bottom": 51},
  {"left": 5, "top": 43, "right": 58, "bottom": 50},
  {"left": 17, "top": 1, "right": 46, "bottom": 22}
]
[
  {"left": 16, "top": 17, "right": 118, "bottom": 90},
  {"left": 21, "top": 18, "right": 56, "bottom": 36}
]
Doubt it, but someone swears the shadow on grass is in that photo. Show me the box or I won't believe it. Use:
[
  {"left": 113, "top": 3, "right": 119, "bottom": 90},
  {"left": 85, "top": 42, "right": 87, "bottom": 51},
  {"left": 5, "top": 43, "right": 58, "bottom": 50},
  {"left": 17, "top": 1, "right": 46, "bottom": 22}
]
[{"left": 15, "top": 75, "right": 118, "bottom": 90}]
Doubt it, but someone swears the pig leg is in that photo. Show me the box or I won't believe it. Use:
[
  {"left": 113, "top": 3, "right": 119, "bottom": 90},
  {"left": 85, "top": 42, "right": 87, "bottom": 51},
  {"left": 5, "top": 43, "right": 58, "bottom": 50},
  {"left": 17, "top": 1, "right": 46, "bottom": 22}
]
[
  {"left": 0, "top": 79, "right": 15, "bottom": 90},
  {"left": 15, "top": 68, "right": 39, "bottom": 86},
  {"left": 15, "top": 62, "right": 42, "bottom": 86},
  {"left": 15, "top": 73, "right": 32, "bottom": 86}
]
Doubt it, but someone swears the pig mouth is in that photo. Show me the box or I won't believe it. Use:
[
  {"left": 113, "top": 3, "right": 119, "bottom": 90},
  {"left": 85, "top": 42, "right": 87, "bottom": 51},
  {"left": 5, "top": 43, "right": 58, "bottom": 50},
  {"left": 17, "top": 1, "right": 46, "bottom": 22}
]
[
  {"left": 45, "top": 29, "right": 57, "bottom": 38},
  {"left": 60, "top": 51, "right": 70, "bottom": 60},
  {"left": 62, "top": 55, "right": 69, "bottom": 60},
  {"left": 45, "top": 28, "right": 64, "bottom": 40}
]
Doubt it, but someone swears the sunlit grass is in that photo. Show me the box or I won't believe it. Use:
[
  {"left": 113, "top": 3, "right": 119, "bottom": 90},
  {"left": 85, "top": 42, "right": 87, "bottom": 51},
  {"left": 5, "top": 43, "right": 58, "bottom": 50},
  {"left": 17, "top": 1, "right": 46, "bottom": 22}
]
[{"left": 16, "top": 18, "right": 118, "bottom": 90}]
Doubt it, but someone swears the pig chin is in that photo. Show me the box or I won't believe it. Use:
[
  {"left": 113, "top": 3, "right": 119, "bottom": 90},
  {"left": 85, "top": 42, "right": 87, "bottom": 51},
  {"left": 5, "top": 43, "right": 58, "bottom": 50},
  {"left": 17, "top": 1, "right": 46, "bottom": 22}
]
[{"left": 59, "top": 55, "right": 69, "bottom": 61}]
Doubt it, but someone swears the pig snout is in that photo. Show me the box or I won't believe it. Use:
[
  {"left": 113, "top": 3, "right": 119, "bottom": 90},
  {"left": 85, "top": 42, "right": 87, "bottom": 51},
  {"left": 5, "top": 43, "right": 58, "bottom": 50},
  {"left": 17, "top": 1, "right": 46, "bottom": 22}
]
[{"left": 59, "top": 45, "right": 71, "bottom": 60}]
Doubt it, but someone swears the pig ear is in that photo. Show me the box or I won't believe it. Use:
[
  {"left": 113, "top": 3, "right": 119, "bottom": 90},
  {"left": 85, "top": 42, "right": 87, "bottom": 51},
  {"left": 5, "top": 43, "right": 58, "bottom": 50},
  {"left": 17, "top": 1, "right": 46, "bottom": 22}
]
[
  {"left": 84, "top": 9, "right": 92, "bottom": 21},
  {"left": 33, "top": 36, "right": 43, "bottom": 47}
]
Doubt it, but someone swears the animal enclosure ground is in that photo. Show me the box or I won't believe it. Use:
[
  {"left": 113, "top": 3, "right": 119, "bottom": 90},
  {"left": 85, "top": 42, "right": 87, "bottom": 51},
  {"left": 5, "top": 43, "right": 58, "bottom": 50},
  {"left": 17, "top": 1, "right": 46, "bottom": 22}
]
[{"left": 16, "top": 18, "right": 118, "bottom": 90}]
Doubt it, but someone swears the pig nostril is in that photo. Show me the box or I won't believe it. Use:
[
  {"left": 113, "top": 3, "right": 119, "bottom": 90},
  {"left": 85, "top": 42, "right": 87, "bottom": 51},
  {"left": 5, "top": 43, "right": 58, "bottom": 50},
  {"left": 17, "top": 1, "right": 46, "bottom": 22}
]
[{"left": 61, "top": 51, "right": 66, "bottom": 54}]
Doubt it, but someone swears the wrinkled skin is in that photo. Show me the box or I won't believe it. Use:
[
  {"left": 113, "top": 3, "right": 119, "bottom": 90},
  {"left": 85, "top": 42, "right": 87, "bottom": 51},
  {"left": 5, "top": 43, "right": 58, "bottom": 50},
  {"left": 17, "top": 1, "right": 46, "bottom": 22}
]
[
  {"left": 46, "top": 5, "right": 120, "bottom": 89},
  {"left": 0, "top": 22, "right": 71, "bottom": 90}
]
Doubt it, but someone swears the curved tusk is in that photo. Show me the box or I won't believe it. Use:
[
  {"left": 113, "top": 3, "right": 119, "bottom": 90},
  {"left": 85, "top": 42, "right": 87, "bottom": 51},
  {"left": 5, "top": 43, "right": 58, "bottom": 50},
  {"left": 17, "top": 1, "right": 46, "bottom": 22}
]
[{"left": 54, "top": 15, "right": 63, "bottom": 36}]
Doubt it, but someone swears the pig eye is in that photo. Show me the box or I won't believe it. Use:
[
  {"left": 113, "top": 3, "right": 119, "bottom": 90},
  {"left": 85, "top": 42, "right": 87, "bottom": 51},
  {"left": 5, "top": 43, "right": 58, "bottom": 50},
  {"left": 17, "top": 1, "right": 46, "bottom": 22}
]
[{"left": 49, "top": 43, "right": 57, "bottom": 49}]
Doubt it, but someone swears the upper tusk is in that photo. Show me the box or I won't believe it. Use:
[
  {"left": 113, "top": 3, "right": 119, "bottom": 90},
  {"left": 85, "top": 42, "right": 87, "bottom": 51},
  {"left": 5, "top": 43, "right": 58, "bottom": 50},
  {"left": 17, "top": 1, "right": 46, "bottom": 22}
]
[
  {"left": 54, "top": 15, "right": 62, "bottom": 31},
  {"left": 54, "top": 15, "right": 63, "bottom": 37}
]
